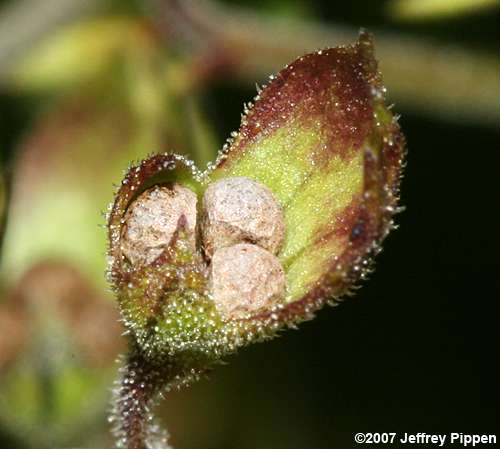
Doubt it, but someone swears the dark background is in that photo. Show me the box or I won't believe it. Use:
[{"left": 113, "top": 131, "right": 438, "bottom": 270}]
[
  {"left": 177, "top": 113, "right": 499, "bottom": 448},
  {"left": 171, "top": 2, "right": 500, "bottom": 447},
  {"left": 188, "top": 2, "right": 500, "bottom": 446},
  {"left": 1, "top": 1, "right": 499, "bottom": 448}
]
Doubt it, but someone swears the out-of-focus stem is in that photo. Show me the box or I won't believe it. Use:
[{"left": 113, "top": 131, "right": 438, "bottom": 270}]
[
  {"left": 0, "top": 168, "right": 7, "bottom": 261},
  {"left": 184, "top": 96, "right": 220, "bottom": 167},
  {"left": 150, "top": 0, "right": 500, "bottom": 126}
]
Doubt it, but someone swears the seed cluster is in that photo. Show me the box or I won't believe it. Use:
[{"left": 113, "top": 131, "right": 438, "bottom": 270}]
[{"left": 120, "top": 176, "right": 286, "bottom": 320}]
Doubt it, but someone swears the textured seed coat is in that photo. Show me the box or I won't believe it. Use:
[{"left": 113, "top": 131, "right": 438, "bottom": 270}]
[
  {"left": 209, "top": 243, "right": 286, "bottom": 319},
  {"left": 121, "top": 184, "right": 197, "bottom": 265},
  {"left": 202, "top": 177, "right": 285, "bottom": 259}
]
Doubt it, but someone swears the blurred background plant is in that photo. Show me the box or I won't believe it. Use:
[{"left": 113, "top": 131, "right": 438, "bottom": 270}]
[{"left": 0, "top": 1, "right": 498, "bottom": 449}]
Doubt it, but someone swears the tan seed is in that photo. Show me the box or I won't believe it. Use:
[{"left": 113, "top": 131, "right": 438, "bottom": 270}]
[
  {"left": 202, "top": 177, "right": 285, "bottom": 259},
  {"left": 209, "top": 243, "right": 285, "bottom": 319},
  {"left": 121, "top": 184, "right": 197, "bottom": 265}
]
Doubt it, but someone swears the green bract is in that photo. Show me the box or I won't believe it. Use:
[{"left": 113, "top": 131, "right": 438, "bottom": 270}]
[{"left": 107, "top": 32, "right": 405, "bottom": 449}]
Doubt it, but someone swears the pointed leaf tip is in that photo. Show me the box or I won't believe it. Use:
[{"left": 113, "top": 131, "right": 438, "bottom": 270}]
[
  {"left": 107, "top": 34, "right": 405, "bottom": 359},
  {"left": 210, "top": 32, "right": 405, "bottom": 326}
]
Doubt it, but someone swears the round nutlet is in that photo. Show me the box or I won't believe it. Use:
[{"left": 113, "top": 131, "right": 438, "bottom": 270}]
[
  {"left": 209, "top": 243, "right": 286, "bottom": 319},
  {"left": 121, "top": 184, "right": 197, "bottom": 265},
  {"left": 202, "top": 177, "right": 285, "bottom": 259}
]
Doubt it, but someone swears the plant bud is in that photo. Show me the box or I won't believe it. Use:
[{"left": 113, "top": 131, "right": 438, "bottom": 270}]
[
  {"left": 202, "top": 177, "right": 285, "bottom": 259},
  {"left": 121, "top": 184, "right": 197, "bottom": 265},
  {"left": 209, "top": 243, "right": 286, "bottom": 319}
]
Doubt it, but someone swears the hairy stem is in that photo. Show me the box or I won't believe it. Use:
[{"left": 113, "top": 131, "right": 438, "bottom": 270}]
[{"left": 111, "top": 344, "right": 181, "bottom": 449}]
